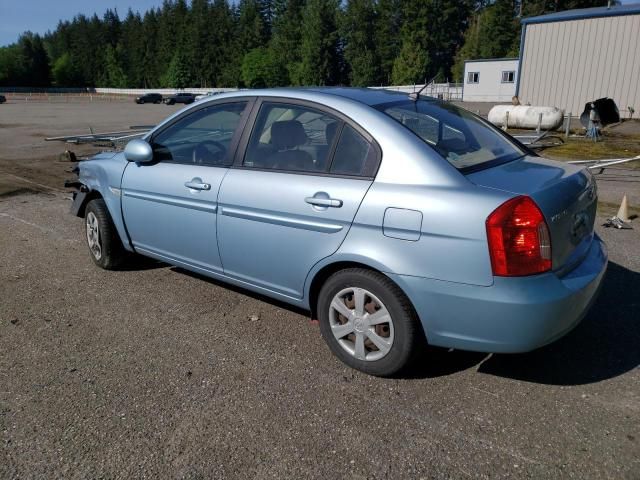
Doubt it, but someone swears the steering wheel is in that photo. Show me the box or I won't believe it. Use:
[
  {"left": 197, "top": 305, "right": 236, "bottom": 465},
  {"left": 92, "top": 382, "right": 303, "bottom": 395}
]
[{"left": 192, "top": 140, "right": 226, "bottom": 165}]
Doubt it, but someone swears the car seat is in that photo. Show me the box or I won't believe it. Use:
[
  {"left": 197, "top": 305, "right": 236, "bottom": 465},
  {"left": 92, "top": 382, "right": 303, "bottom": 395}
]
[{"left": 264, "top": 120, "right": 313, "bottom": 171}]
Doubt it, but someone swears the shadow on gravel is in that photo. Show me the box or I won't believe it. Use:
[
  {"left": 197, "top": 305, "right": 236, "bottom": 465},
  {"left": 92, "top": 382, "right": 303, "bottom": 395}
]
[
  {"left": 402, "top": 348, "right": 489, "bottom": 379},
  {"left": 478, "top": 261, "right": 640, "bottom": 385},
  {"left": 118, "top": 255, "right": 168, "bottom": 271},
  {"left": 171, "top": 267, "right": 310, "bottom": 318},
  {"left": 171, "top": 262, "right": 638, "bottom": 386}
]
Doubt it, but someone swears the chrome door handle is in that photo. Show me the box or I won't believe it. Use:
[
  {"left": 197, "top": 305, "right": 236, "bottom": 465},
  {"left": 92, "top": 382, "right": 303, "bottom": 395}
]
[
  {"left": 305, "top": 196, "right": 343, "bottom": 208},
  {"left": 185, "top": 181, "right": 211, "bottom": 191}
]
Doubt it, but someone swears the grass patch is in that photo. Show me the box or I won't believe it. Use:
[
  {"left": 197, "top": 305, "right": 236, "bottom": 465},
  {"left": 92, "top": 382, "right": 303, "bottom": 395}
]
[{"left": 540, "top": 135, "right": 640, "bottom": 164}]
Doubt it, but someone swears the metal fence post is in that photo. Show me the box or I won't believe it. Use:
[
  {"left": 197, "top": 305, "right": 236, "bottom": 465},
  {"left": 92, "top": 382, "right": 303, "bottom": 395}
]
[{"left": 565, "top": 112, "right": 571, "bottom": 138}]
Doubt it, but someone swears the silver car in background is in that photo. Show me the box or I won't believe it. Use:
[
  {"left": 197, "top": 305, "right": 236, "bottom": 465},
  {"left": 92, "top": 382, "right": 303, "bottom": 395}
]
[{"left": 68, "top": 88, "right": 607, "bottom": 376}]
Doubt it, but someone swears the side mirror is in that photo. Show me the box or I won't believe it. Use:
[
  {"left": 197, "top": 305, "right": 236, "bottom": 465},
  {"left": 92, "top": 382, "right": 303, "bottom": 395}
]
[{"left": 124, "top": 139, "right": 154, "bottom": 163}]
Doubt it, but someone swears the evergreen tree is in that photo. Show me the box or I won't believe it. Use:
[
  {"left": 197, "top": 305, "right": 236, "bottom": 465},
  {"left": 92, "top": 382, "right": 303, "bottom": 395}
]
[
  {"left": 237, "top": 0, "right": 269, "bottom": 53},
  {"left": 295, "top": 0, "right": 341, "bottom": 86},
  {"left": 102, "top": 44, "right": 128, "bottom": 87},
  {"left": 0, "top": 45, "right": 27, "bottom": 86},
  {"left": 477, "top": 0, "right": 519, "bottom": 59},
  {"left": 428, "top": 0, "right": 473, "bottom": 81},
  {"left": 211, "top": 0, "right": 240, "bottom": 87},
  {"left": 141, "top": 9, "right": 161, "bottom": 88},
  {"left": 341, "top": 0, "right": 380, "bottom": 86},
  {"left": 392, "top": 0, "right": 431, "bottom": 85},
  {"left": 189, "top": 0, "right": 215, "bottom": 87},
  {"left": 102, "top": 9, "right": 121, "bottom": 48},
  {"left": 19, "top": 33, "right": 51, "bottom": 86},
  {"left": 51, "top": 52, "right": 76, "bottom": 86},
  {"left": 120, "top": 9, "right": 145, "bottom": 87},
  {"left": 375, "top": 0, "right": 402, "bottom": 85},
  {"left": 0, "top": 33, "right": 51, "bottom": 87},
  {"left": 241, "top": 47, "right": 287, "bottom": 87},
  {"left": 0, "top": 0, "right": 614, "bottom": 89},
  {"left": 270, "top": 0, "right": 305, "bottom": 84},
  {"left": 163, "top": 50, "right": 192, "bottom": 88}
]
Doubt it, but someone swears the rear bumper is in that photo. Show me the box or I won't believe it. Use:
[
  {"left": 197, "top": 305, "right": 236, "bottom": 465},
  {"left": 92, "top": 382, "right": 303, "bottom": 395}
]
[{"left": 389, "top": 234, "right": 608, "bottom": 353}]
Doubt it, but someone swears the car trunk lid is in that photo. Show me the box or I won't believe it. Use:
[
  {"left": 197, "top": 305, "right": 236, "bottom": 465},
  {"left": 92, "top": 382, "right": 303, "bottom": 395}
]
[{"left": 467, "top": 156, "right": 597, "bottom": 272}]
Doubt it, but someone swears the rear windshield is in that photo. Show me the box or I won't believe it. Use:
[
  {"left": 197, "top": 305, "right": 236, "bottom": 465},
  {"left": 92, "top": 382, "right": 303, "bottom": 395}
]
[{"left": 376, "top": 99, "right": 525, "bottom": 171}]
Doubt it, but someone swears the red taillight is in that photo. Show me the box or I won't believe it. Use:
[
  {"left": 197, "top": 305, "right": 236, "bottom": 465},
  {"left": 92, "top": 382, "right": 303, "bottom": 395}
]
[{"left": 486, "top": 196, "right": 552, "bottom": 276}]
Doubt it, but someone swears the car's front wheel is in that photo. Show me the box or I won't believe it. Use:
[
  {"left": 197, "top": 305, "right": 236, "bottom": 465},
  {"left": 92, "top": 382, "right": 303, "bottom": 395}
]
[
  {"left": 318, "top": 268, "right": 422, "bottom": 377},
  {"left": 85, "top": 199, "right": 127, "bottom": 270}
]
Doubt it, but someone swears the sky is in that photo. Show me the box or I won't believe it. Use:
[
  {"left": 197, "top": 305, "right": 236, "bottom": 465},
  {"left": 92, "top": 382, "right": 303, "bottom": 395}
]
[
  {"left": 0, "top": 0, "right": 165, "bottom": 46},
  {"left": 1, "top": 0, "right": 638, "bottom": 46}
]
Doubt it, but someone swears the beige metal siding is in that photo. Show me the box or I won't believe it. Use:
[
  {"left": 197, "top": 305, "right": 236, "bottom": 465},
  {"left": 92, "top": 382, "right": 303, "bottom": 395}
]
[{"left": 519, "top": 15, "right": 640, "bottom": 118}]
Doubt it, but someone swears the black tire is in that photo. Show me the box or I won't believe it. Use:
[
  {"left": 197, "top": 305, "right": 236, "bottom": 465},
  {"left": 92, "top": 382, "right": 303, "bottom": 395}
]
[
  {"left": 317, "top": 268, "right": 423, "bottom": 377},
  {"left": 155, "top": 100, "right": 161, "bottom": 104},
  {"left": 84, "top": 199, "right": 127, "bottom": 270}
]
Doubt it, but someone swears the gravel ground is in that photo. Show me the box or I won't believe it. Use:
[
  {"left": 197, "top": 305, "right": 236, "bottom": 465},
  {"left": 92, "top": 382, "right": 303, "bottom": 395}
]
[{"left": 0, "top": 101, "right": 639, "bottom": 479}]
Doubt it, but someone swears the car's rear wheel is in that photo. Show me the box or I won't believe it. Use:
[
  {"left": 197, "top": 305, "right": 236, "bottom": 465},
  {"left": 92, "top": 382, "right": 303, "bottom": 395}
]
[
  {"left": 318, "top": 268, "right": 422, "bottom": 377},
  {"left": 85, "top": 199, "right": 127, "bottom": 270}
]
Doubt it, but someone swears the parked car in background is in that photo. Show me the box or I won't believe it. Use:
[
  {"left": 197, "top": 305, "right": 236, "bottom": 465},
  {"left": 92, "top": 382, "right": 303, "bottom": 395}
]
[
  {"left": 67, "top": 88, "right": 607, "bottom": 377},
  {"left": 195, "top": 91, "right": 220, "bottom": 101},
  {"left": 0, "top": 94, "right": 6, "bottom": 104},
  {"left": 164, "top": 92, "right": 196, "bottom": 105},
  {"left": 135, "top": 93, "right": 162, "bottom": 104}
]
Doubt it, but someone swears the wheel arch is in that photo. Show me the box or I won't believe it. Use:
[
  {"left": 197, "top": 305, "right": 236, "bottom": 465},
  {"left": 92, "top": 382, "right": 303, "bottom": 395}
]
[
  {"left": 76, "top": 190, "right": 103, "bottom": 218},
  {"left": 306, "top": 259, "right": 422, "bottom": 333}
]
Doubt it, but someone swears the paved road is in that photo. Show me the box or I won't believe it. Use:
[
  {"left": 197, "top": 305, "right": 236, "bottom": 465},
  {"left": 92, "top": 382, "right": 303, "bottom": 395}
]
[{"left": 1, "top": 192, "right": 638, "bottom": 479}]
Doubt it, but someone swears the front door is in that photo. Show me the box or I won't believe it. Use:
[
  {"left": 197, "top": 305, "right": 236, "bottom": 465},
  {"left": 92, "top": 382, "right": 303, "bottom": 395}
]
[
  {"left": 121, "top": 100, "right": 251, "bottom": 274},
  {"left": 217, "top": 100, "right": 380, "bottom": 298}
]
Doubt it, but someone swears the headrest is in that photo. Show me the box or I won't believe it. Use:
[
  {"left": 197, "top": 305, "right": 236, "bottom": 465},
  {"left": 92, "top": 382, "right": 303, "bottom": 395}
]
[
  {"left": 271, "top": 121, "right": 307, "bottom": 149},
  {"left": 325, "top": 121, "right": 339, "bottom": 144}
]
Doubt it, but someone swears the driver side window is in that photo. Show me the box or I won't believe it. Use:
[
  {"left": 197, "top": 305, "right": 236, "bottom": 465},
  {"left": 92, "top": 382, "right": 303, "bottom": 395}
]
[{"left": 152, "top": 102, "right": 248, "bottom": 166}]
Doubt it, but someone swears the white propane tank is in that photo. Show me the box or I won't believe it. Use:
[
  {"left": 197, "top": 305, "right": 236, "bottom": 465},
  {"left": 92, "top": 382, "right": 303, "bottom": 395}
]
[{"left": 488, "top": 105, "right": 565, "bottom": 130}]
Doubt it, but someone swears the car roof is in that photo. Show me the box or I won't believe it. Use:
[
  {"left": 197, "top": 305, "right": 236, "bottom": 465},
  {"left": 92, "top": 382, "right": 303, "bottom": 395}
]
[
  {"left": 306, "top": 87, "right": 411, "bottom": 106},
  {"left": 225, "top": 87, "right": 411, "bottom": 107}
]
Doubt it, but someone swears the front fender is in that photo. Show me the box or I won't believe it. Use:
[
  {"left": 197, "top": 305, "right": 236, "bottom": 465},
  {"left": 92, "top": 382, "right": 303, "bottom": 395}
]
[{"left": 76, "top": 152, "right": 133, "bottom": 252}]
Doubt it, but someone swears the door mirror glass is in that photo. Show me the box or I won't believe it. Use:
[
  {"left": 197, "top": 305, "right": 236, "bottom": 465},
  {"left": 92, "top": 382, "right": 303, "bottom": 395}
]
[{"left": 124, "top": 139, "right": 154, "bottom": 163}]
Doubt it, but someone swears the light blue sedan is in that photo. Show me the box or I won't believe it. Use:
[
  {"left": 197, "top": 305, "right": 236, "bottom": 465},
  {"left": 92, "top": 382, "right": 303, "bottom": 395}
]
[{"left": 69, "top": 88, "right": 607, "bottom": 376}]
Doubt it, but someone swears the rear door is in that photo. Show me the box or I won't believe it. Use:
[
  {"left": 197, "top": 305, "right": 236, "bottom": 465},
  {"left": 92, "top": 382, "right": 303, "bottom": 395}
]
[
  {"left": 217, "top": 99, "right": 380, "bottom": 298},
  {"left": 121, "top": 99, "right": 252, "bottom": 273}
]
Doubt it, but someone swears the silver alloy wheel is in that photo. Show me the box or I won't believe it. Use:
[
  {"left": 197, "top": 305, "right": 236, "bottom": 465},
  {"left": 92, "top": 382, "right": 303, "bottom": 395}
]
[
  {"left": 329, "top": 287, "right": 394, "bottom": 361},
  {"left": 86, "top": 211, "right": 102, "bottom": 260}
]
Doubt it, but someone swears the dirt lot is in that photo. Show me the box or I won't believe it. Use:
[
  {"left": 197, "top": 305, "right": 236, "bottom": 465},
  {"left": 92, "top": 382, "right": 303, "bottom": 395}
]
[{"left": 1, "top": 100, "right": 639, "bottom": 479}]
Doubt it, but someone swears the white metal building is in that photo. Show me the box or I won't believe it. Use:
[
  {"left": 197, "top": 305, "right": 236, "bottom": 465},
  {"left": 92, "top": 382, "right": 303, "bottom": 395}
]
[
  {"left": 517, "top": 4, "right": 640, "bottom": 118},
  {"left": 462, "top": 58, "right": 519, "bottom": 102}
]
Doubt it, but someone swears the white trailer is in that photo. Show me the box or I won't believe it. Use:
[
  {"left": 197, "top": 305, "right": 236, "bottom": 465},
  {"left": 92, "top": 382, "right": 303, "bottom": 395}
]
[{"left": 462, "top": 58, "right": 519, "bottom": 103}]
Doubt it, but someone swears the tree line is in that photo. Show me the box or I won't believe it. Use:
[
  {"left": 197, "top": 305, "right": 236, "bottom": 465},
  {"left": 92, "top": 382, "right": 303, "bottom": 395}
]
[{"left": 0, "top": 0, "right": 608, "bottom": 90}]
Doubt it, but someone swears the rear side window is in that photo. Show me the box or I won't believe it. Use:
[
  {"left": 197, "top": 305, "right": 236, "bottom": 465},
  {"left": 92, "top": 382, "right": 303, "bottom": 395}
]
[
  {"left": 243, "top": 102, "right": 341, "bottom": 172},
  {"left": 330, "top": 125, "right": 374, "bottom": 176},
  {"left": 377, "top": 99, "right": 525, "bottom": 171}
]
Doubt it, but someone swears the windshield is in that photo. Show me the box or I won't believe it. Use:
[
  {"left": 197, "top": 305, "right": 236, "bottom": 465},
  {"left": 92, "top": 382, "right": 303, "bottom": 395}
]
[{"left": 376, "top": 99, "right": 525, "bottom": 171}]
